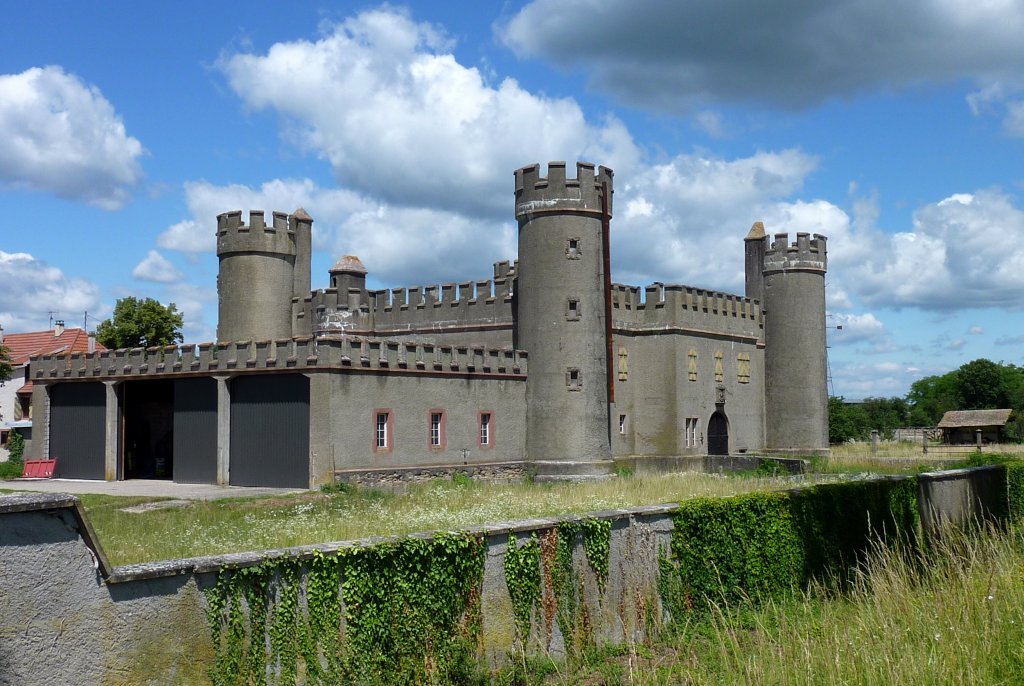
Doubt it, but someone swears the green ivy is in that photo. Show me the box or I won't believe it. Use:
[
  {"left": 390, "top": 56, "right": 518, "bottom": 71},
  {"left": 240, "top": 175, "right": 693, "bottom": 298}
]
[
  {"left": 203, "top": 533, "right": 485, "bottom": 686},
  {"left": 1006, "top": 462, "right": 1024, "bottom": 520},
  {"left": 659, "top": 478, "right": 921, "bottom": 620},
  {"left": 578, "top": 518, "right": 611, "bottom": 591},
  {"left": 503, "top": 533, "right": 541, "bottom": 646}
]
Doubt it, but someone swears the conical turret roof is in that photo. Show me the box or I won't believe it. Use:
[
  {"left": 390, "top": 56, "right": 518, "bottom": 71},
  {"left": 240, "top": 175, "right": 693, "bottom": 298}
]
[{"left": 329, "top": 255, "right": 367, "bottom": 275}]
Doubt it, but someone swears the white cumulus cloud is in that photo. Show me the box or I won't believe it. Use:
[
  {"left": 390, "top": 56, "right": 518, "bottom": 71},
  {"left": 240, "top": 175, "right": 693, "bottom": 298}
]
[
  {"left": 132, "top": 250, "right": 183, "bottom": 284},
  {"left": 849, "top": 189, "right": 1024, "bottom": 310},
  {"left": 0, "top": 66, "right": 144, "bottom": 209},
  {"left": 217, "top": 8, "right": 639, "bottom": 218},
  {"left": 0, "top": 251, "right": 103, "bottom": 332}
]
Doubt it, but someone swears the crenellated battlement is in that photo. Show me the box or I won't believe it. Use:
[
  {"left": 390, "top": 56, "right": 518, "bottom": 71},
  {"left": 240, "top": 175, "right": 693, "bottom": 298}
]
[
  {"left": 514, "top": 161, "right": 613, "bottom": 220},
  {"left": 762, "top": 232, "right": 827, "bottom": 273},
  {"left": 610, "top": 282, "right": 763, "bottom": 339},
  {"left": 29, "top": 337, "right": 527, "bottom": 380},
  {"left": 216, "top": 209, "right": 297, "bottom": 257}
]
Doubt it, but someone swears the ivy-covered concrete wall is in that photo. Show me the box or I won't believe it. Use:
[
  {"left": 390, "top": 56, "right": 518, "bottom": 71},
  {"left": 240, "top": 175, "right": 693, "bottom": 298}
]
[{"left": 0, "top": 465, "right": 1014, "bottom": 685}]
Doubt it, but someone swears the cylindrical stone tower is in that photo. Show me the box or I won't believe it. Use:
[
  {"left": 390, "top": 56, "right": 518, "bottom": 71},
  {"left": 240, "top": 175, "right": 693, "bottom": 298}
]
[
  {"left": 216, "top": 209, "right": 297, "bottom": 342},
  {"left": 762, "top": 231, "right": 829, "bottom": 454},
  {"left": 515, "top": 161, "right": 613, "bottom": 472}
]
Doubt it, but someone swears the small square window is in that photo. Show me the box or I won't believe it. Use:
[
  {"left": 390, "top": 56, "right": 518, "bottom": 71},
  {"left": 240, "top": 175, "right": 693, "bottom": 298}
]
[
  {"left": 566, "top": 237, "right": 582, "bottom": 259},
  {"left": 566, "top": 298, "right": 581, "bottom": 320}
]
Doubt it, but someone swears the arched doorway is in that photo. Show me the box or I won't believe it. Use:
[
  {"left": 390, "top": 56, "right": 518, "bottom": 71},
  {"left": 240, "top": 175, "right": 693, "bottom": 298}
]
[{"left": 708, "top": 411, "right": 729, "bottom": 455}]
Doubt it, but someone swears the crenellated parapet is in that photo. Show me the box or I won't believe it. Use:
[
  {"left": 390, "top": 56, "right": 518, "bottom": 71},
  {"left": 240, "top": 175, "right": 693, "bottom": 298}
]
[
  {"left": 360, "top": 261, "right": 517, "bottom": 333},
  {"left": 762, "top": 232, "right": 827, "bottom": 274},
  {"left": 610, "top": 283, "right": 762, "bottom": 339},
  {"left": 515, "top": 161, "right": 613, "bottom": 221},
  {"left": 216, "top": 210, "right": 297, "bottom": 257},
  {"left": 28, "top": 337, "right": 527, "bottom": 381}
]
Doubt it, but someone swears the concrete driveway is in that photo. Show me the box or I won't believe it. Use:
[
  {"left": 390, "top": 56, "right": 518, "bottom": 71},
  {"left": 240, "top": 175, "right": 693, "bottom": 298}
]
[{"left": 1, "top": 478, "right": 306, "bottom": 500}]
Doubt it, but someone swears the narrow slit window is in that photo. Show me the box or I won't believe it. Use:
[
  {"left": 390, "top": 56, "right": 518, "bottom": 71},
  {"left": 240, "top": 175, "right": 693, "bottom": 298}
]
[{"left": 619, "top": 414, "right": 627, "bottom": 435}]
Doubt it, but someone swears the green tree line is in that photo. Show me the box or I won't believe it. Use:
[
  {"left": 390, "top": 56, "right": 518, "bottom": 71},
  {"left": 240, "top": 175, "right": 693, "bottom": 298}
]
[{"left": 830, "top": 358, "right": 1024, "bottom": 443}]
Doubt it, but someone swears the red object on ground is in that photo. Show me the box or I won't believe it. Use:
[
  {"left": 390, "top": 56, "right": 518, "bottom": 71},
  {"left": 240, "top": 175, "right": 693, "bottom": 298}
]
[{"left": 21, "top": 459, "right": 56, "bottom": 478}]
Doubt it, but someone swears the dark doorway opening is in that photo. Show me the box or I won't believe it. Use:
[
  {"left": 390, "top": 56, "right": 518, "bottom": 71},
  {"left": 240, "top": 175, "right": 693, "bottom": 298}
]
[
  {"left": 122, "top": 379, "right": 174, "bottom": 479},
  {"left": 708, "top": 411, "right": 729, "bottom": 456}
]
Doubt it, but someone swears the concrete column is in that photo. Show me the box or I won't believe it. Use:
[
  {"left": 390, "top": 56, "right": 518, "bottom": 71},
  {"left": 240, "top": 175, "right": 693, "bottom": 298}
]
[
  {"left": 215, "top": 376, "right": 231, "bottom": 486},
  {"left": 27, "top": 383, "right": 50, "bottom": 460},
  {"left": 870, "top": 429, "right": 880, "bottom": 456},
  {"left": 103, "top": 381, "right": 119, "bottom": 481}
]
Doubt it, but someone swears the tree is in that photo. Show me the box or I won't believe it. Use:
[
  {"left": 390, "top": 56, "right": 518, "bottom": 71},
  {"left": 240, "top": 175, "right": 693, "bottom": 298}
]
[
  {"left": 907, "top": 372, "right": 961, "bottom": 426},
  {"left": 96, "top": 297, "right": 184, "bottom": 349},
  {"left": 6, "top": 430, "right": 24, "bottom": 465},
  {"left": 956, "top": 358, "right": 1008, "bottom": 409},
  {"left": 0, "top": 343, "right": 10, "bottom": 385}
]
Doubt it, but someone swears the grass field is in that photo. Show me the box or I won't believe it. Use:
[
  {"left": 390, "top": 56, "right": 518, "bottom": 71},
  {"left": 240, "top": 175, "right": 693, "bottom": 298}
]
[
  {"left": 14, "top": 445, "right": 1015, "bottom": 566},
  {"left": 504, "top": 523, "right": 1024, "bottom": 685},
  {"left": 78, "top": 471, "right": 824, "bottom": 565}
]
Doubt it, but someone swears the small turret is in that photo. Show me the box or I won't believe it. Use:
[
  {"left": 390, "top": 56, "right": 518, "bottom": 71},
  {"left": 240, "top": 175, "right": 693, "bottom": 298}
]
[
  {"left": 761, "top": 230, "right": 829, "bottom": 454},
  {"left": 329, "top": 255, "right": 368, "bottom": 310},
  {"left": 216, "top": 209, "right": 305, "bottom": 343},
  {"left": 744, "top": 221, "right": 767, "bottom": 303}
]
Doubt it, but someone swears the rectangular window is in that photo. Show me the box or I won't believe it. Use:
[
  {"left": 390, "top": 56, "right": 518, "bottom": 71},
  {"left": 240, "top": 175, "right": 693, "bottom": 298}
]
[
  {"left": 685, "top": 418, "right": 698, "bottom": 448},
  {"left": 429, "top": 410, "right": 446, "bottom": 450},
  {"left": 478, "top": 411, "right": 493, "bottom": 448},
  {"left": 566, "top": 367, "right": 582, "bottom": 390},
  {"left": 618, "top": 414, "right": 627, "bottom": 435},
  {"left": 373, "top": 409, "right": 393, "bottom": 453}
]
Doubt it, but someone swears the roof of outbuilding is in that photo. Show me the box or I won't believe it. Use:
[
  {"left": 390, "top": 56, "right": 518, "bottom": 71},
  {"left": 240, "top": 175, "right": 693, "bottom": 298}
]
[
  {"left": 2, "top": 328, "right": 106, "bottom": 366},
  {"left": 937, "top": 409, "right": 1013, "bottom": 428}
]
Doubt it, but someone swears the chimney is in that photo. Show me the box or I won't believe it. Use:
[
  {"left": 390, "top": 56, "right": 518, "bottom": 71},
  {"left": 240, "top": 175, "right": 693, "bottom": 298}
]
[
  {"left": 88, "top": 331, "right": 96, "bottom": 353},
  {"left": 0, "top": 323, "right": 4, "bottom": 344},
  {"left": 54, "top": 320, "right": 65, "bottom": 337}
]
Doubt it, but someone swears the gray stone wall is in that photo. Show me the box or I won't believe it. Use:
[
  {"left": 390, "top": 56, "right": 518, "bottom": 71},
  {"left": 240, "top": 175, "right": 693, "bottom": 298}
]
[
  {"left": 611, "top": 331, "right": 764, "bottom": 456},
  {"left": 309, "top": 371, "right": 526, "bottom": 474}
]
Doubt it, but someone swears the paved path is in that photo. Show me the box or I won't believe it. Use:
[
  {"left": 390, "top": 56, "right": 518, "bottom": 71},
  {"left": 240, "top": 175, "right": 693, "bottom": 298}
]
[{"left": 1, "top": 478, "right": 306, "bottom": 500}]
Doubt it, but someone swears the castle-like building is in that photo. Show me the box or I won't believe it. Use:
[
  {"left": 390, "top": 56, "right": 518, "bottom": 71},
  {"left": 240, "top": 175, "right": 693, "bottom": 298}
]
[{"left": 27, "top": 162, "right": 827, "bottom": 487}]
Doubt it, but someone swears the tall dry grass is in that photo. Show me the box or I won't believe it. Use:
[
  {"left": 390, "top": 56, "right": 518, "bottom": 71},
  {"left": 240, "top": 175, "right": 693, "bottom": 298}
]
[
  {"left": 548, "top": 524, "right": 1024, "bottom": 685},
  {"left": 689, "top": 524, "right": 1024, "bottom": 684}
]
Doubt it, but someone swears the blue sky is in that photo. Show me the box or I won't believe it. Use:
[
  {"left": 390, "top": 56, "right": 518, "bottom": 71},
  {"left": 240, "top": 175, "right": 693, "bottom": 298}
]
[{"left": 2, "top": 1, "right": 1023, "bottom": 399}]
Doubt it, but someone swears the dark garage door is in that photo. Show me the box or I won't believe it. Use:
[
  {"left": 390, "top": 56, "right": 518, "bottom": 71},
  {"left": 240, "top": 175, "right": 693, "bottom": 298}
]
[
  {"left": 229, "top": 374, "right": 310, "bottom": 488},
  {"left": 173, "top": 377, "right": 218, "bottom": 484},
  {"left": 50, "top": 382, "right": 106, "bottom": 479}
]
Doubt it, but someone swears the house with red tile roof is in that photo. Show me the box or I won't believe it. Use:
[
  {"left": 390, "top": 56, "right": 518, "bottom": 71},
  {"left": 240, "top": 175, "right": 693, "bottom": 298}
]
[{"left": 1, "top": 322, "right": 105, "bottom": 460}]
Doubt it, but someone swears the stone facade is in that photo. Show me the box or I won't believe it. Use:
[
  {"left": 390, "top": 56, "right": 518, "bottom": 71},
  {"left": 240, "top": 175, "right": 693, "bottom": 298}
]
[{"left": 27, "top": 161, "right": 828, "bottom": 487}]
